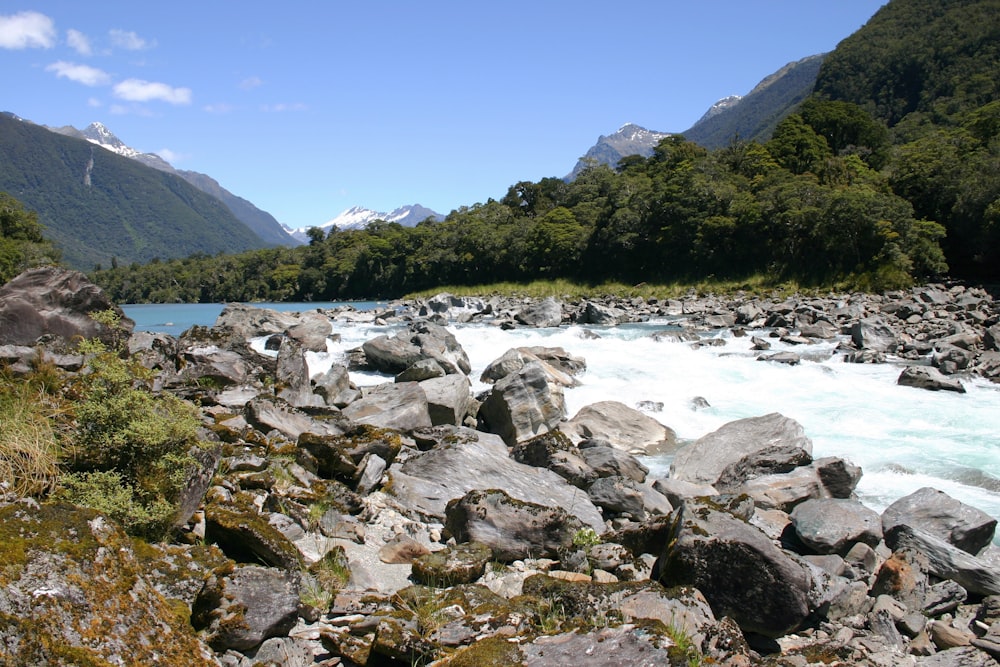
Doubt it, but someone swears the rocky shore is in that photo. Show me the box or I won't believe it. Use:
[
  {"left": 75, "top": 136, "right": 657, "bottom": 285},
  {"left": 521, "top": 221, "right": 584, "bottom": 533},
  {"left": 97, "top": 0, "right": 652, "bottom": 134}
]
[{"left": 2, "top": 267, "right": 1000, "bottom": 666}]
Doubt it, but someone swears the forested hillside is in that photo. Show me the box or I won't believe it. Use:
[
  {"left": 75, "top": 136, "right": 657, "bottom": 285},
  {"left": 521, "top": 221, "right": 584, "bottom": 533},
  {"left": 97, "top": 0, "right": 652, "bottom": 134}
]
[
  {"left": 73, "top": 0, "right": 1000, "bottom": 300},
  {"left": 0, "top": 114, "right": 272, "bottom": 270}
]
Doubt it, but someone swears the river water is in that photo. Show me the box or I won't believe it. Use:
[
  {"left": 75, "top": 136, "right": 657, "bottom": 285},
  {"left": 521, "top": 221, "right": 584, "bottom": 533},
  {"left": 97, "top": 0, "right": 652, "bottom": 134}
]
[{"left": 123, "top": 302, "right": 1000, "bottom": 526}]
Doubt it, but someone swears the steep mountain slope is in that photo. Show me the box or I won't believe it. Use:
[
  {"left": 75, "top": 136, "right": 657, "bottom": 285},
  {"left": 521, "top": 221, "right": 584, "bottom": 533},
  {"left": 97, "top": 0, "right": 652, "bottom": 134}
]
[
  {"left": 567, "top": 124, "right": 671, "bottom": 179},
  {"left": 0, "top": 113, "right": 270, "bottom": 270},
  {"left": 50, "top": 122, "right": 295, "bottom": 247},
  {"left": 288, "top": 204, "right": 443, "bottom": 243},
  {"left": 682, "top": 54, "right": 826, "bottom": 149},
  {"left": 814, "top": 0, "right": 1000, "bottom": 126}
]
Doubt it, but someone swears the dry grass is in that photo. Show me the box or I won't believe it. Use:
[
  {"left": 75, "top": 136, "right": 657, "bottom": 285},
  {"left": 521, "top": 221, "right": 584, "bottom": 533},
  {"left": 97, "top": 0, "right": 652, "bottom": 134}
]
[{"left": 0, "top": 384, "right": 61, "bottom": 498}]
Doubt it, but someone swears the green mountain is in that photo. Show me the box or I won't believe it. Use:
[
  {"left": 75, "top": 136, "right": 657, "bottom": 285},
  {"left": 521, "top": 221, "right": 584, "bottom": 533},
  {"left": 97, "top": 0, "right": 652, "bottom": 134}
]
[
  {"left": 814, "top": 0, "right": 1000, "bottom": 126},
  {"left": 0, "top": 113, "right": 271, "bottom": 270},
  {"left": 682, "top": 54, "right": 826, "bottom": 149}
]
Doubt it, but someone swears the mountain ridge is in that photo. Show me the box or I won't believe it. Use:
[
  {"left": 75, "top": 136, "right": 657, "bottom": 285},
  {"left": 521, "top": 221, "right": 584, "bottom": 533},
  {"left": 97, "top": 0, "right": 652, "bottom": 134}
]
[
  {"left": 48, "top": 122, "right": 296, "bottom": 247},
  {"left": 287, "top": 204, "right": 443, "bottom": 243}
]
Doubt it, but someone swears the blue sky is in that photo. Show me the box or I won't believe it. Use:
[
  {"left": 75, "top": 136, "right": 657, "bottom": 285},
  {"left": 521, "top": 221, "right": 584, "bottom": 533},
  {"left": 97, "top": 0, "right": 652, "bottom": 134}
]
[{"left": 3, "top": 1, "right": 886, "bottom": 231}]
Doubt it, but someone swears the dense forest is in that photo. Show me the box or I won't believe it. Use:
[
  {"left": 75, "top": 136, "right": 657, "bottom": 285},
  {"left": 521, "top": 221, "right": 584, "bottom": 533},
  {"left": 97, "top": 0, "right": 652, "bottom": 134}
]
[{"left": 5, "top": 0, "right": 999, "bottom": 301}]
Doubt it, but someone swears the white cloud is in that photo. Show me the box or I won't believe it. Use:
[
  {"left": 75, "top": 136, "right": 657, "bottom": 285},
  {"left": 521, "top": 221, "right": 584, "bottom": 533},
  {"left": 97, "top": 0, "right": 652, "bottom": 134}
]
[
  {"left": 261, "top": 102, "right": 307, "bottom": 112},
  {"left": 45, "top": 61, "right": 112, "bottom": 86},
  {"left": 87, "top": 97, "right": 102, "bottom": 108},
  {"left": 239, "top": 76, "right": 263, "bottom": 90},
  {"left": 203, "top": 103, "right": 234, "bottom": 114},
  {"left": 155, "top": 148, "right": 183, "bottom": 163},
  {"left": 66, "top": 28, "right": 91, "bottom": 55},
  {"left": 0, "top": 11, "right": 56, "bottom": 49},
  {"left": 114, "top": 78, "right": 192, "bottom": 105},
  {"left": 109, "top": 28, "right": 153, "bottom": 50}
]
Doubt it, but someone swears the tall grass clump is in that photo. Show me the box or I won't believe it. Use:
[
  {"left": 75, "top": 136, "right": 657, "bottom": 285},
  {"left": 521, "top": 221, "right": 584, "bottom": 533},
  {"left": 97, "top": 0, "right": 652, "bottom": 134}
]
[{"left": 0, "top": 381, "right": 60, "bottom": 498}]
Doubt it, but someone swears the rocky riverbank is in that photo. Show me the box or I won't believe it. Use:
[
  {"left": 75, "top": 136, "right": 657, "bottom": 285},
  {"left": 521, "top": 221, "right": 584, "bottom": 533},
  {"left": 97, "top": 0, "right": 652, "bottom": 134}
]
[{"left": 2, "top": 267, "right": 1000, "bottom": 666}]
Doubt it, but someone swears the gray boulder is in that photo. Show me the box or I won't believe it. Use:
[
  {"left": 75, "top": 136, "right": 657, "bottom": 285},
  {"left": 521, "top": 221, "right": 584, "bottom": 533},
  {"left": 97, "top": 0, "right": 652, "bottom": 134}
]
[
  {"left": 384, "top": 427, "right": 605, "bottom": 530},
  {"left": 850, "top": 318, "right": 898, "bottom": 353},
  {"left": 0, "top": 267, "right": 133, "bottom": 347},
  {"left": 342, "top": 382, "right": 433, "bottom": 431},
  {"left": 213, "top": 303, "right": 299, "bottom": 339},
  {"left": 477, "top": 361, "right": 566, "bottom": 445},
  {"left": 192, "top": 565, "right": 300, "bottom": 652},
  {"left": 362, "top": 321, "right": 471, "bottom": 376},
  {"left": 654, "top": 497, "right": 812, "bottom": 638},
  {"left": 419, "top": 373, "right": 472, "bottom": 426},
  {"left": 479, "top": 346, "right": 583, "bottom": 387},
  {"left": 176, "top": 345, "right": 250, "bottom": 388},
  {"left": 897, "top": 365, "right": 967, "bottom": 393},
  {"left": 275, "top": 338, "right": 323, "bottom": 408},
  {"left": 284, "top": 313, "right": 332, "bottom": 352},
  {"left": 581, "top": 300, "right": 626, "bottom": 325},
  {"left": 882, "top": 487, "right": 997, "bottom": 555},
  {"left": 791, "top": 498, "right": 883, "bottom": 555},
  {"left": 246, "top": 398, "right": 348, "bottom": 440},
  {"left": 885, "top": 524, "right": 1000, "bottom": 596},
  {"left": 670, "top": 412, "right": 813, "bottom": 491},
  {"left": 587, "top": 476, "right": 647, "bottom": 519},
  {"left": 312, "top": 363, "right": 358, "bottom": 407},
  {"left": 514, "top": 297, "right": 563, "bottom": 327},
  {"left": 444, "top": 489, "right": 585, "bottom": 561},
  {"left": 510, "top": 430, "right": 597, "bottom": 488},
  {"left": 578, "top": 440, "right": 649, "bottom": 483},
  {"left": 560, "top": 400, "right": 676, "bottom": 455}
]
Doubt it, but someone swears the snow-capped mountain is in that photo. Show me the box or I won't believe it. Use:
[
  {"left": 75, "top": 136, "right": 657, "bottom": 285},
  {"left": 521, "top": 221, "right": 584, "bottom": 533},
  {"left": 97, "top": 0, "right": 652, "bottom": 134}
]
[
  {"left": 287, "top": 204, "right": 443, "bottom": 243},
  {"left": 692, "top": 94, "right": 743, "bottom": 125},
  {"left": 566, "top": 123, "right": 671, "bottom": 180},
  {"left": 46, "top": 122, "right": 295, "bottom": 247}
]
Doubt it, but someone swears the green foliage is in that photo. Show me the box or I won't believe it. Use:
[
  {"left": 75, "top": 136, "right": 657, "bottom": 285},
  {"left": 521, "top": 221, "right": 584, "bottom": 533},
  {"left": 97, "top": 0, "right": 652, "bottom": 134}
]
[
  {"left": 0, "top": 192, "right": 60, "bottom": 283},
  {"left": 571, "top": 528, "right": 601, "bottom": 549},
  {"left": 0, "top": 115, "right": 269, "bottom": 271},
  {"left": 56, "top": 340, "right": 203, "bottom": 540}
]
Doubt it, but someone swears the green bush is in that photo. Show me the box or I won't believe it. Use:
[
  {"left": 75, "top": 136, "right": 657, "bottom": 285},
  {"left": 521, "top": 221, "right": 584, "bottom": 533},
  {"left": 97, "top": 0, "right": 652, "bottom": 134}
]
[{"left": 56, "top": 339, "right": 205, "bottom": 540}]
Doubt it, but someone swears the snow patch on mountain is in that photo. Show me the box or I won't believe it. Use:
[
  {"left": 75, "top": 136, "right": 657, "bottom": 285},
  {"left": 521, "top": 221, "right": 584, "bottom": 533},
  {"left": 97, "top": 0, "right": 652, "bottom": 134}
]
[{"left": 287, "top": 204, "right": 443, "bottom": 243}]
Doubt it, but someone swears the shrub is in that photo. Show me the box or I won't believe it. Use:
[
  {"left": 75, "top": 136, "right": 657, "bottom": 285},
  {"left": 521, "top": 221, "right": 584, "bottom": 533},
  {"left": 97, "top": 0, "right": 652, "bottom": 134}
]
[{"left": 56, "top": 339, "right": 205, "bottom": 540}]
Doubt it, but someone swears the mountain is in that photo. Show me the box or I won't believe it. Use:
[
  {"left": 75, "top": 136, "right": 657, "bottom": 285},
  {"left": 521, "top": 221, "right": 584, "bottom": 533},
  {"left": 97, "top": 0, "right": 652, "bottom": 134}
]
[
  {"left": 566, "top": 123, "right": 671, "bottom": 179},
  {"left": 48, "top": 122, "right": 296, "bottom": 247},
  {"left": 0, "top": 112, "right": 272, "bottom": 270},
  {"left": 682, "top": 54, "right": 827, "bottom": 149},
  {"left": 287, "top": 204, "right": 443, "bottom": 243}
]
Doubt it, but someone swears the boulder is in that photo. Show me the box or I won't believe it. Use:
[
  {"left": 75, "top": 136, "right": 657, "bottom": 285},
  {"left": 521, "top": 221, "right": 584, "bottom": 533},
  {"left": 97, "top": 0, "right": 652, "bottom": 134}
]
[
  {"left": 312, "top": 363, "right": 358, "bottom": 407},
  {"left": 479, "top": 346, "right": 584, "bottom": 387},
  {"left": 445, "top": 489, "right": 585, "bottom": 561},
  {"left": 885, "top": 524, "right": 1000, "bottom": 596},
  {"left": 510, "top": 430, "right": 597, "bottom": 488},
  {"left": 560, "top": 400, "right": 676, "bottom": 455},
  {"left": 213, "top": 303, "right": 300, "bottom": 339},
  {"left": 897, "top": 364, "right": 967, "bottom": 393},
  {"left": 246, "top": 398, "right": 348, "bottom": 440},
  {"left": 384, "top": 427, "right": 605, "bottom": 531},
  {"left": 670, "top": 412, "right": 813, "bottom": 491},
  {"left": 342, "top": 382, "right": 433, "bottom": 431},
  {"left": 850, "top": 318, "right": 899, "bottom": 353},
  {"left": 578, "top": 439, "right": 649, "bottom": 483},
  {"left": 791, "top": 498, "right": 883, "bottom": 555},
  {"left": 477, "top": 361, "right": 566, "bottom": 445},
  {"left": 581, "top": 300, "right": 626, "bottom": 325},
  {"left": 176, "top": 345, "right": 250, "bottom": 388},
  {"left": 514, "top": 296, "right": 563, "bottom": 327},
  {"left": 204, "top": 504, "right": 303, "bottom": 570},
  {"left": 654, "top": 497, "right": 812, "bottom": 638},
  {"left": 275, "top": 338, "right": 324, "bottom": 408},
  {"left": 411, "top": 541, "right": 493, "bottom": 585},
  {"left": 0, "top": 502, "right": 216, "bottom": 666},
  {"left": 284, "top": 312, "right": 332, "bottom": 351},
  {"left": 419, "top": 373, "right": 472, "bottom": 426},
  {"left": 192, "top": 564, "right": 300, "bottom": 652},
  {"left": 0, "top": 267, "right": 134, "bottom": 347},
  {"left": 361, "top": 322, "right": 471, "bottom": 376},
  {"left": 882, "top": 487, "right": 997, "bottom": 555},
  {"left": 587, "top": 476, "right": 647, "bottom": 519},
  {"left": 420, "top": 292, "right": 486, "bottom": 318}
]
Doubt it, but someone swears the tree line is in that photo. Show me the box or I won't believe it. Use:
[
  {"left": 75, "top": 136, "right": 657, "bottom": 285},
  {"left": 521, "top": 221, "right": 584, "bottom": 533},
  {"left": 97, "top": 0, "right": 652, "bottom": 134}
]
[{"left": 86, "top": 97, "right": 960, "bottom": 303}]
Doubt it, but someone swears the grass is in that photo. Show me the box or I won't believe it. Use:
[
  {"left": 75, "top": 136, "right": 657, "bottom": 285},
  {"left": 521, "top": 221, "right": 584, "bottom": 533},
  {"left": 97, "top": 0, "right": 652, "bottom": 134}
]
[
  {"left": 403, "top": 274, "right": 826, "bottom": 302},
  {"left": 0, "top": 382, "right": 61, "bottom": 498}
]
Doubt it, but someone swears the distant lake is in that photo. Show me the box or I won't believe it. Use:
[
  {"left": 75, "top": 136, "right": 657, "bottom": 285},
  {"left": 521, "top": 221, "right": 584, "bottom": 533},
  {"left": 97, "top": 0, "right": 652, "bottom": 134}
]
[{"left": 122, "top": 301, "right": 384, "bottom": 336}]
